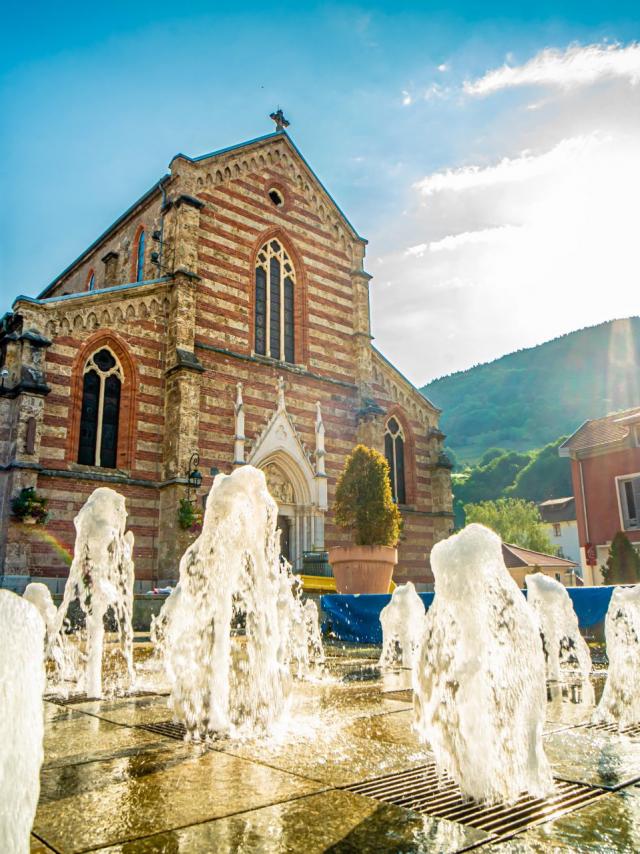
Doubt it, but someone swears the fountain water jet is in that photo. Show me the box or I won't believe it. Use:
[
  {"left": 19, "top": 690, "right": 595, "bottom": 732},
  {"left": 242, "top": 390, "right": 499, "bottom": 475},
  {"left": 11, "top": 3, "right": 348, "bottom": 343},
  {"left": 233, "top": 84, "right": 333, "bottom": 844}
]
[
  {"left": 165, "top": 466, "right": 295, "bottom": 738},
  {"left": 414, "top": 524, "right": 552, "bottom": 803},
  {"left": 23, "top": 582, "right": 66, "bottom": 687},
  {"left": 54, "top": 487, "right": 135, "bottom": 698},
  {"left": 594, "top": 585, "right": 640, "bottom": 727},
  {"left": 526, "top": 572, "right": 592, "bottom": 686},
  {"left": 0, "top": 590, "right": 45, "bottom": 854},
  {"left": 379, "top": 581, "right": 425, "bottom": 668}
]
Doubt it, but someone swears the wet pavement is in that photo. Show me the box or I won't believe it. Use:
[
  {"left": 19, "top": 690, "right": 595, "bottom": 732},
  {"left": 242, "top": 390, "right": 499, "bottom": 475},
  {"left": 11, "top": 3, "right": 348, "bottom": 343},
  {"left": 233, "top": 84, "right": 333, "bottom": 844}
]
[{"left": 31, "top": 643, "right": 640, "bottom": 853}]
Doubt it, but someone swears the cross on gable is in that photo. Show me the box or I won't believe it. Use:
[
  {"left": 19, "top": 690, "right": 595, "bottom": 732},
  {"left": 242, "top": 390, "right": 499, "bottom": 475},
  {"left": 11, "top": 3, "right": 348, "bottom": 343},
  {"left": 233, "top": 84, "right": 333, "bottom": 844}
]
[{"left": 269, "top": 109, "right": 290, "bottom": 132}]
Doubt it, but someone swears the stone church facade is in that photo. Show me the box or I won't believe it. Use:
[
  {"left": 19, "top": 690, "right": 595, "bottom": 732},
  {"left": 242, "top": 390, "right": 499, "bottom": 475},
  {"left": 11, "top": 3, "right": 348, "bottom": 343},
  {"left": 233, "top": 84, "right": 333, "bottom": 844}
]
[{"left": 0, "top": 124, "right": 453, "bottom": 589}]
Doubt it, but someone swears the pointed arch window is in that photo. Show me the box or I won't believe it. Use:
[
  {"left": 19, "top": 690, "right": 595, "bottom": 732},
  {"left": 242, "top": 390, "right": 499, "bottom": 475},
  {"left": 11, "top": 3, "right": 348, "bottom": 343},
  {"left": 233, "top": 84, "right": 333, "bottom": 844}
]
[
  {"left": 255, "top": 239, "right": 295, "bottom": 363},
  {"left": 87, "top": 270, "right": 95, "bottom": 291},
  {"left": 78, "top": 348, "right": 123, "bottom": 468},
  {"left": 135, "top": 229, "right": 145, "bottom": 282},
  {"left": 384, "top": 417, "right": 406, "bottom": 504}
]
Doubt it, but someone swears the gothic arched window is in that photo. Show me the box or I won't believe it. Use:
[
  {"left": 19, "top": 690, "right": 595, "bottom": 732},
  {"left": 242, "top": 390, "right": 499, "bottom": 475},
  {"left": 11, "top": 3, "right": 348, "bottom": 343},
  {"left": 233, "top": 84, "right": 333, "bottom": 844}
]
[
  {"left": 254, "top": 239, "right": 295, "bottom": 363},
  {"left": 78, "top": 348, "right": 123, "bottom": 468},
  {"left": 87, "top": 270, "right": 95, "bottom": 291},
  {"left": 135, "top": 229, "right": 145, "bottom": 282},
  {"left": 384, "top": 417, "right": 406, "bottom": 504}
]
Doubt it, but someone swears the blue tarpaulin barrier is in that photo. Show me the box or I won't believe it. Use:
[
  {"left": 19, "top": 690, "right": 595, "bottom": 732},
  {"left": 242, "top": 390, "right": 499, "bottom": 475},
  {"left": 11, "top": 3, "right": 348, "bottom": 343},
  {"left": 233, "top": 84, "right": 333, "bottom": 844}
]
[{"left": 321, "top": 586, "right": 620, "bottom": 644}]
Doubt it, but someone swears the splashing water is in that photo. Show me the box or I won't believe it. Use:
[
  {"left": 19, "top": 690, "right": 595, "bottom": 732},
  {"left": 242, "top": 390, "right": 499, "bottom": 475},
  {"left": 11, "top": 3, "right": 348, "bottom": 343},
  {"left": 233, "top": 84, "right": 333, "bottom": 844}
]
[
  {"left": 414, "top": 524, "right": 552, "bottom": 803},
  {"left": 379, "top": 581, "right": 425, "bottom": 668},
  {"left": 525, "top": 573, "right": 592, "bottom": 686},
  {"left": 304, "top": 599, "right": 325, "bottom": 667},
  {"left": 165, "top": 466, "right": 297, "bottom": 738},
  {"left": 0, "top": 590, "right": 45, "bottom": 854},
  {"left": 23, "top": 582, "right": 66, "bottom": 687},
  {"left": 150, "top": 583, "right": 181, "bottom": 672},
  {"left": 594, "top": 585, "right": 640, "bottom": 727},
  {"left": 277, "top": 569, "right": 325, "bottom": 679},
  {"left": 54, "top": 487, "right": 135, "bottom": 698}
]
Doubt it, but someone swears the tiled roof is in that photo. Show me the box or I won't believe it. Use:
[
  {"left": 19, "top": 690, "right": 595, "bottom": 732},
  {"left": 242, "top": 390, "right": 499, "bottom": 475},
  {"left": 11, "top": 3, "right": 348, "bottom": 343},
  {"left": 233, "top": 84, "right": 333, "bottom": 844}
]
[
  {"left": 560, "top": 406, "right": 640, "bottom": 453},
  {"left": 538, "top": 497, "right": 576, "bottom": 523},
  {"left": 502, "top": 542, "right": 577, "bottom": 569}
]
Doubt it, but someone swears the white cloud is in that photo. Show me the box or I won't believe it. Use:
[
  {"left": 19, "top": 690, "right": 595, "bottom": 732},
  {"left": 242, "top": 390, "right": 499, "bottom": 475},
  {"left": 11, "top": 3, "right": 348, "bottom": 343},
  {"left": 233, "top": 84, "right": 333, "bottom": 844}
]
[
  {"left": 401, "top": 89, "right": 413, "bottom": 106},
  {"left": 437, "top": 63, "right": 449, "bottom": 73},
  {"left": 414, "top": 134, "right": 604, "bottom": 195},
  {"left": 465, "top": 42, "right": 640, "bottom": 96},
  {"left": 428, "top": 225, "right": 521, "bottom": 252}
]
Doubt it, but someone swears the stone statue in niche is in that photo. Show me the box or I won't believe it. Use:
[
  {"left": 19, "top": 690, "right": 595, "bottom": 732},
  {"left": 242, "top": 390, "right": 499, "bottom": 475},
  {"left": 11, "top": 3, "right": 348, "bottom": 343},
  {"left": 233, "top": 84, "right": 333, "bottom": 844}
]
[{"left": 264, "top": 464, "right": 294, "bottom": 504}]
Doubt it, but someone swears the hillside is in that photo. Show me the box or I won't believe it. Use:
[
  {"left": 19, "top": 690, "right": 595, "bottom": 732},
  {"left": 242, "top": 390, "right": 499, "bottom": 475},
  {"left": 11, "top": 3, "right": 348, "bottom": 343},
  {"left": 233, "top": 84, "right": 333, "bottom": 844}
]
[{"left": 421, "top": 317, "right": 640, "bottom": 464}]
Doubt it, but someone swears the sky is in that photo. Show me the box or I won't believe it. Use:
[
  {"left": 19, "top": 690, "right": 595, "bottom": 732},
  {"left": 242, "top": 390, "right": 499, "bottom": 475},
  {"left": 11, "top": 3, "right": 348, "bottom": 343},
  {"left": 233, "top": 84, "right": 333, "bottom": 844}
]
[{"left": 1, "top": 1, "right": 639, "bottom": 385}]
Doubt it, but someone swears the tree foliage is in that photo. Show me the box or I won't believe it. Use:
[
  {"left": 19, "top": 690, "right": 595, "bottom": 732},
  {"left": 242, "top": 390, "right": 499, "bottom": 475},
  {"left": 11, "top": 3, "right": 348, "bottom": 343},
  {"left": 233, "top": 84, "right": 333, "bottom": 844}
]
[
  {"left": 464, "top": 498, "right": 558, "bottom": 554},
  {"left": 601, "top": 532, "right": 640, "bottom": 584},
  {"left": 422, "top": 317, "right": 640, "bottom": 463},
  {"left": 506, "top": 437, "right": 573, "bottom": 503},
  {"left": 334, "top": 445, "right": 402, "bottom": 547}
]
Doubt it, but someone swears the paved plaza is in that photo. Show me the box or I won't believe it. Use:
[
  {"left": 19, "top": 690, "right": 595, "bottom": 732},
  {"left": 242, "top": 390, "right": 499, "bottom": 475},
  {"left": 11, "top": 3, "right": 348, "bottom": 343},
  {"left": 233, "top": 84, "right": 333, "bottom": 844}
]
[{"left": 31, "top": 644, "right": 640, "bottom": 853}]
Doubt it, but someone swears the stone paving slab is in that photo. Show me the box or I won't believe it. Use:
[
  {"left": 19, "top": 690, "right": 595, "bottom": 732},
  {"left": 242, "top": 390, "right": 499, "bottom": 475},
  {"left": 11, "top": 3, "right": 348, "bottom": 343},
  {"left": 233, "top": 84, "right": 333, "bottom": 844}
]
[
  {"left": 543, "top": 728, "right": 640, "bottom": 790},
  {"left": 72, "top": 695, "right": 174, "bottom": 727},
  {"left": 87, "top": 789, "right": 492, "bottom": 854},
  {"left": 215, "top": 727, "right": 432, "bottom": 787},
  {"left": 34, "top": 741, "right": 325, "bottom": 853},
  {"left": 478, "top": 785, "right": 640, "bottom": 852},
  {"left": 43, "top": 711, "right": 167, "bottom": 769}
]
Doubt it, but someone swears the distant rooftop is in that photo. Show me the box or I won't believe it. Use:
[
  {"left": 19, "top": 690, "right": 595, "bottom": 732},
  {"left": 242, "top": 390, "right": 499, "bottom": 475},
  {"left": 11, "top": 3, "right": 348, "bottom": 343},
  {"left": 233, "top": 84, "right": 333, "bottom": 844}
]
[
  {"left": 502, "top": 542, "right": 577, "bottom": 569},
  {"left": 560, "top": 406, "right": 640, "bottom": 454},
  {"left": 538, "top": 497, "right": 576, "bottom": 524}
]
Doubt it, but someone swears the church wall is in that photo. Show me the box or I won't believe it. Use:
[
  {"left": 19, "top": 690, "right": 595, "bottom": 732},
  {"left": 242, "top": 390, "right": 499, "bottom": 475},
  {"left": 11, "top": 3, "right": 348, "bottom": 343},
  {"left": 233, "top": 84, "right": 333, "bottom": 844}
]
[
  {"left": 4, "top": 288, "right": 170, "bottom": 582},
  {"left": 1, "top": 133, "right": 453, "bottom": 589}
]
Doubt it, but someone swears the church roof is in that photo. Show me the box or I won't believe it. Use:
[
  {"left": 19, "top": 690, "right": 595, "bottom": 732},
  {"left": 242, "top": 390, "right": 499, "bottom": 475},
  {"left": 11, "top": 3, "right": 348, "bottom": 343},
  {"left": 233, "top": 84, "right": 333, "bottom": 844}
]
[
  {"left": 171, "top": 129, "right": 364, "bottom": 243},
  {"left": 37, "top": 127, "right": 364, "bottom": 299}
]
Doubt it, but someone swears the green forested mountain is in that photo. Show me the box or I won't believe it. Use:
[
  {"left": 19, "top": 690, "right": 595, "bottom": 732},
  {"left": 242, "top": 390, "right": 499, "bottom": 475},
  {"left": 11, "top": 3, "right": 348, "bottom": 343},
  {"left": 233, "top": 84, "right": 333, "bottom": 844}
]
[{"left": 421, "top": 317, "right": 640, "bottom": 464}]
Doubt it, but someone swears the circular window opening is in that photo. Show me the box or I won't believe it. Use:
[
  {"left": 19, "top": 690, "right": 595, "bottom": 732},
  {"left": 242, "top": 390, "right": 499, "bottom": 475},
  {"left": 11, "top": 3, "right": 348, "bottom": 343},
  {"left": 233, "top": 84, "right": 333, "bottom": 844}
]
[{"left": 268, "top": 188, "right": 284, "bottom": 207}]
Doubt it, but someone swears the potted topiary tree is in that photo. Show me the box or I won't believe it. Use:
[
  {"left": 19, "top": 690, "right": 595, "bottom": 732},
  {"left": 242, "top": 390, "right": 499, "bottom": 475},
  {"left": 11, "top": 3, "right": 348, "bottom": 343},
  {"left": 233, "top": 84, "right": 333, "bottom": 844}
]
[{"left": 328, "top": 444, "right": 402, "bottom": 594}]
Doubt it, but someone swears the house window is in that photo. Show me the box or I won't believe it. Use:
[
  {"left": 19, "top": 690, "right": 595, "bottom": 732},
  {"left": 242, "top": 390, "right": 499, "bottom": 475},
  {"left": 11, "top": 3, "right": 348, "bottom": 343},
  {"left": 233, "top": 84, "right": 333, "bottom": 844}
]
[
  {"left": 254, "top": 239, "right": 295, "bottom": 362},
  {"left": 384, "top": 417, "right": 406, "bottom": 504},
  {"left": 87, "top": 271, "right": 95, "bottom": 291},
  {"left": 552, "top": 523, "right": 561, "bottom": 537},
  {"left": 135, "top": 230, "right": 145, "bottom": 282},
  {"left": 78, "top": 348, "right": 123, "bottom": 468},
  {"left": 619, "top": 476, "right": 640, "bottom": 530}
]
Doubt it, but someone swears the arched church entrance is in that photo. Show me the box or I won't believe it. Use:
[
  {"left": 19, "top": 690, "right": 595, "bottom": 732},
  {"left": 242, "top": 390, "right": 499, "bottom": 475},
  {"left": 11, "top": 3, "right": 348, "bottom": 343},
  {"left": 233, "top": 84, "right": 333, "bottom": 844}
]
[{"left": 260, "top": 456, "right": 322, "bottom": 572}]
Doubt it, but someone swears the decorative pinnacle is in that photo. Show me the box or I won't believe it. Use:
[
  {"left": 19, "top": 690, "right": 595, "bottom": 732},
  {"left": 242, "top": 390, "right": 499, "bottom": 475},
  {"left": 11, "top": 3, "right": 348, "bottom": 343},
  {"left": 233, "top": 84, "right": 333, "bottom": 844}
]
[{"left": 270, "top": 108, "right": 290, "bottom": 132}]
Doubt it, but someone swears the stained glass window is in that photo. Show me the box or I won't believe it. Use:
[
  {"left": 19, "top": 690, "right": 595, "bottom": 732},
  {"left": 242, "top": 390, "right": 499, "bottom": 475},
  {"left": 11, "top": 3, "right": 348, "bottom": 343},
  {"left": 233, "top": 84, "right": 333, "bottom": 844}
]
[
  {"left": 135, "top": 230, "right": 145, "bottom": 282},
  {"left": 384, "top": 417, "right": 406, "bottom": 504},
  {"left": 254, "top": 240, "right": 295, "bottom": 362},
  {"left": 78, "top": 348, "right": 123, "bottom": 468}
]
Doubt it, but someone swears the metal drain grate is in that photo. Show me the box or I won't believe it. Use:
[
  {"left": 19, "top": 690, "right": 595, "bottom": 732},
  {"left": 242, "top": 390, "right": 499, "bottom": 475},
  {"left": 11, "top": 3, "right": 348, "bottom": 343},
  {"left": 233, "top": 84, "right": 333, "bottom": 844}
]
[
  {"left": 344, "top": 763, "right": 605, "bottom": 841},
  {"left": 579, "top": 721, "right": 640, "bottom": 738},
  {"left": 138, "top": 720, "right": 187, "bottom": 740},
  {"left": 45, "top": 693, "right": 101, "bottom": 706},
  {"left": 45, "top": 689, "right": 166, "bottom": 706},
  {"left": 382, "top": 689, "right": 413, "bottom": 703}
]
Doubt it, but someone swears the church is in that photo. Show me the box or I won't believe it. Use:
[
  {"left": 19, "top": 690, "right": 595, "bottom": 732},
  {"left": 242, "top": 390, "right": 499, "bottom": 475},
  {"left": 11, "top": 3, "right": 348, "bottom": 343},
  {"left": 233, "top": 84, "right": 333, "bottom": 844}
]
[{"left": 0, "top": 115, "right": 453, "bottom": 589}]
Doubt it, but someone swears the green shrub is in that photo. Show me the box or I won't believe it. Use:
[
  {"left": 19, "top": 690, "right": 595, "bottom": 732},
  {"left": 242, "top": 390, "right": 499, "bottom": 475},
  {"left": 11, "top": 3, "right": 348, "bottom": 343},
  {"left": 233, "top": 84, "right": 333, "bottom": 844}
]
[
  {"left": 334, "top": 445, "right": 402, "bottom": 547},
  {"left": 601, "top": 531, "right": 640, "bottom": 584},
  {"left": 178, "top": 497, "right": 203, "bottom": 533},
  {"left": 11, "top": 487, "right": 49, "bottom": 524}
]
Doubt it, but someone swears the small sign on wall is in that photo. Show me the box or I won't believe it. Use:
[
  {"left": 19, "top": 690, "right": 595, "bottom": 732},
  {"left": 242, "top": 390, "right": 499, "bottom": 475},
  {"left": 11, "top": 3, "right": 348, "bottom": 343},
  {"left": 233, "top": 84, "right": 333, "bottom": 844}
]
[{"left": 585, "top": 543, "right": 597, "bottom": 566}]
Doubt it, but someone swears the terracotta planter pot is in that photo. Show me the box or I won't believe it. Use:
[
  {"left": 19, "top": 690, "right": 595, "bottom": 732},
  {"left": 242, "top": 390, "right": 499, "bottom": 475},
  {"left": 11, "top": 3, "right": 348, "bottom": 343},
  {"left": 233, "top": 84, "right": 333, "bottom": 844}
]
[{"left": 328, "top": 545, "right": 397, "bottom": 594}]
